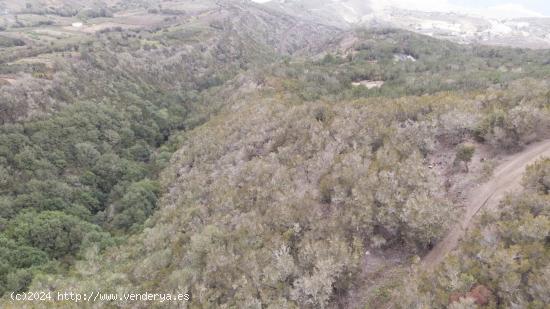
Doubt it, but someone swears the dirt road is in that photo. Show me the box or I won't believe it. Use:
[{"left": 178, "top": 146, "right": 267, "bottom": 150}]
[{"left": 422, "top": 139, "right": 550, "bottom": 269}]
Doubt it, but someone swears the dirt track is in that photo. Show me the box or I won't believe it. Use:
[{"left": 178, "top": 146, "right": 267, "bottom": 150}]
[{"left": 422, "top": 139, "right": 550, "bottom": 269}]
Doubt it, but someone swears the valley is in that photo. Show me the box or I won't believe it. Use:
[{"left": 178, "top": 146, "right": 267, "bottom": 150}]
[{"left": 0, "top": 0, "right": 549, "bottom": 308}]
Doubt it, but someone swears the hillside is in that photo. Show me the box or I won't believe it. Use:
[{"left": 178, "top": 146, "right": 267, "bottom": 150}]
[
  {"left": 0, "top": 0, "right": 341, "bottom": 299},
  {"left": 0, "top": 1, "right": 550, "bottom": 308},
  {"left": 265, "top": 0, "right": 550, "bottom": 49}
]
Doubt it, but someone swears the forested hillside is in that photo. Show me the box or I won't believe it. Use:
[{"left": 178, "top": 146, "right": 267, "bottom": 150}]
[
  {"left": 401, "top": 158, "right": 550, "bottom": 308},
  {"left": 0, "top": 0, "right": 549, "bottom": 308},
  {"left": 0, "top": 0, "right": 338, "bottom": 299}
]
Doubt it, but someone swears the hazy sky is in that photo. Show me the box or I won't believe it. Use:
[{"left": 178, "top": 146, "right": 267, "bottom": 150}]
[
  {"left": 252, "top": 0, "right": 550, "bottom": 17},
  {"left": 449, "top": 0, "right": 549, "bottom": 15}
]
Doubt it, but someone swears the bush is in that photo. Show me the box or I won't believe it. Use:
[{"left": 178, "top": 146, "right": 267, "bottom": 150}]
[
  {"left": 78, "top": 7, "right": 113, "bottom": 19},
  {"left": 110, "top": 179, "right": 160, "bottom": 230},
  {"left": 6, "top": 211, "right": 99, "bottom": 258},
  {"left": 454, "top": 143, "right": 475, "bottom": 172},
  {"left": 523, "top": 158, "right": 550, "bottom": 194},
  {"left": 0, "top": 235, "right": 49, "bottom": 295},
  {"left": 5, "top": 269, "right": 33, "bottom": 294}
]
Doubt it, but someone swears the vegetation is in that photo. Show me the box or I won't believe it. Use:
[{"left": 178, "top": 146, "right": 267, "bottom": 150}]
[
  {"left": 0, "top": 1, "right": 550, "bottom": 307},
  {"left": 400, "top": 158, "right": 550, "bottom": 308},
  {"left": 455, "top": 143, "right": 476, "bottom": 172},
  {"left": 0, "top": 4, "right": 281, "bottom": 295}
]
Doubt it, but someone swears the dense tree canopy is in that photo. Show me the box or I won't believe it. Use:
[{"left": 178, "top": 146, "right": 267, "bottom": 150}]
[{"left": 0, "top": 3, "right": 549, "bottom": 307}]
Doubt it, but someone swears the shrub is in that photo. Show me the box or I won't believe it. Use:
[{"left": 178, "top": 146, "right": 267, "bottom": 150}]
[
  {"left": 6, "top": 211, "right": 99, "bottom": 258},
  {"left": 454, "top": 143, "right": 475, "bottom": 172},
  {"left": 523, "top": 158, "right": 550, "bottom": 194},
  {"left": 110, "top": 179, "right": 160, "bottom": 230}
]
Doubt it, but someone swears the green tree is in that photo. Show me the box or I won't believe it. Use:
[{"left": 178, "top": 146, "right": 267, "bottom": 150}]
[
  {"left": 110, "top": 179, "right": 160, "bottom": 231},
  {"left": 454, "top": 144, "right": 475, "bottom": 172},
  {"left": 74, "top": 142, "right": 101, "bottom": 167},
  {"left": 6, "top": 211, "right": 99, "bottom": 258}
]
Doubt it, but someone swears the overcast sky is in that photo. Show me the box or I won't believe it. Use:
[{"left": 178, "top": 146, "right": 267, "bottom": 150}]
[
  {"left": 451, "top": 0, "right": 549, "bottom": 15},
  {"left": 252, "top": 0, "right": 550, "bottom": 18}
]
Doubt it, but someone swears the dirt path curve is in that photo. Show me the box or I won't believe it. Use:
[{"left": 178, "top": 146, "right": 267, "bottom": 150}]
[{"left": 422, "top": 139, "right": 550, "bottom": 269}]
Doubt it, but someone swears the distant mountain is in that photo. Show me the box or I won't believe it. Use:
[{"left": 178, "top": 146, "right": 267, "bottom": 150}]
[
  {"left": 263, "top": 0, "right": 550, "bottom": 49},
  {"left": 370, "top": 9, "right": 550, "bottom": 49},
  {"left": 265, "top": 0, "right": 374, "bottom": 27}
]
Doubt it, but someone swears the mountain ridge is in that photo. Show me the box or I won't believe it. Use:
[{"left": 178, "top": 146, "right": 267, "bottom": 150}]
[{"left": 262, "top": 0, "right": 550, "bottom": 49}]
